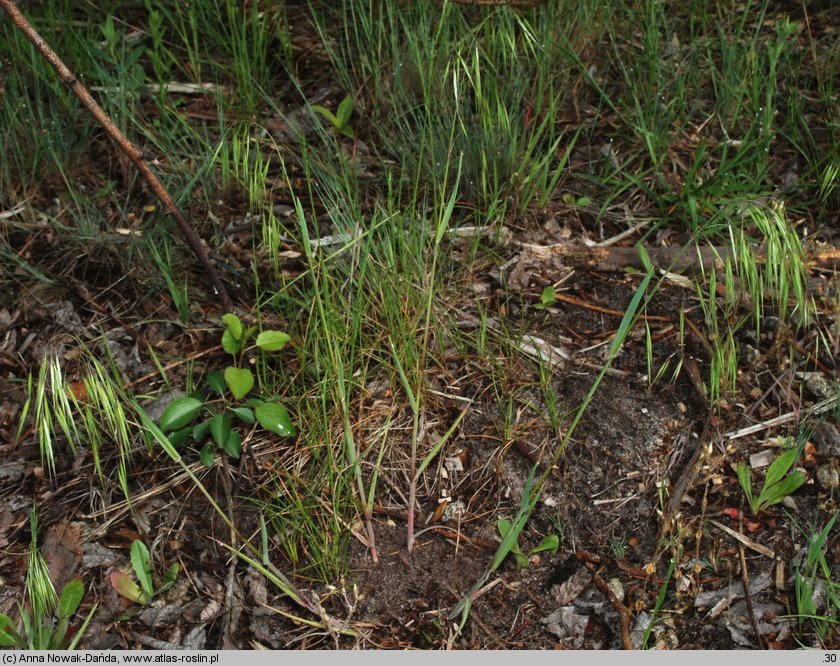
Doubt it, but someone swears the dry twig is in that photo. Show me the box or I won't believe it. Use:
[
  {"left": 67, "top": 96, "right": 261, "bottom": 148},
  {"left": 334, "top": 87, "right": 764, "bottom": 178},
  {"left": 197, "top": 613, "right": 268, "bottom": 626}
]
[{"left": 0, "top": 0, "right": 234, "bottom": 313}]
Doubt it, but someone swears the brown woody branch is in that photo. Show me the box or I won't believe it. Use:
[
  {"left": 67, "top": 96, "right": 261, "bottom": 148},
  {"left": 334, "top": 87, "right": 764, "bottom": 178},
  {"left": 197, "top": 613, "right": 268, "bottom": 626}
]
[{"left": 0, "top": 0, "right": 234, "bottom": 313}]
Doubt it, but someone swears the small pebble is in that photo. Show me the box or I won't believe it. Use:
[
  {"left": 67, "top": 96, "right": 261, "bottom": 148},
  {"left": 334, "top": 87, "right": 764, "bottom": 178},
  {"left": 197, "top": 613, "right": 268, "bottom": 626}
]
[
  {"left": 815, "top": 463, "right": 839, "bottom": 490},
  {"left": 805, "top": 374, "right": 836, "bottom": 402},
  {"left": 813, "top": 422, "right": 840, "bottom": 458}
]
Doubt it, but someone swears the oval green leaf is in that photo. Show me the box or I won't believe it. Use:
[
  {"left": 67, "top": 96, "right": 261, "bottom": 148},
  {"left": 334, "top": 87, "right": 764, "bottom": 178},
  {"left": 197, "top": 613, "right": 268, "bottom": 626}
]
[
  {"left": 255, "top": 330, "right": 291, "bottom": 352},
  {"left": 130, "top": 540, "right": 153, "bottom": 600},
  {"left": 255, "top": 402, "right": 295, "bottom": 437},
  {"left": 221, "top": 329, "right": 241, "bottom": 355},
  {"left": 224, "top": 366, "right": 254, "bottom": 400},
  {"left": 109, "top": 571, "right": 146, "bottom": 604},
  {"left": 193, "top": 419, "right": 211, "bottom": 441},
  {"left": 167, "top": 426, "right": 192, "bottom": 448},
  {"left": 159, "top": 397, "right": 203, "bottom": 432},
  {"left": 58, "top": 578, "right": 84, "bottom": 618},
  {"left": 200, "top": 442, "right": 216, "bottom": 467},
  {"left": 532, "top": 534, "right": 560, "bottom": 555},
  {"left": 210, "top": 412, "right": 232, "bottom": 448},
  {"left": 231, "top": 406, "right": 255, "bottom": 424},
  {"left": 221, "top": 313, "right": 243, "bottom": 340},
  {"left": 206, "top": 371, "right": 226, "bottom": 395},
  {"left": 221, "top": 429, "right": 242, "bottom": 459}
]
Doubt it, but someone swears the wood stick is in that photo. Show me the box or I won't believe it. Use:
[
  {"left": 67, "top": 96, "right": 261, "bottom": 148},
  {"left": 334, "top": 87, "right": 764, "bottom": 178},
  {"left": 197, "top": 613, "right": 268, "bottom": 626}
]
[{"left": 0, "top": 0, "right": 234, "bottom": 313}]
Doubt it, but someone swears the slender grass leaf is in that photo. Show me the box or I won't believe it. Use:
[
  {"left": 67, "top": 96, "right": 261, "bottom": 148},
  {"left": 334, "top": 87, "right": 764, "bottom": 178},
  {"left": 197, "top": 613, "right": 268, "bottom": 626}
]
[
  {"left": 643, "top": 558, "right": 676, "bottom": 649},
  {"left": 0, "top": 613, "right": 22, "bottom": 647},
  {"left": 415, "top": 408, "right": 467, "bottom": 478},
  {"left": 807, "top": 512, "right": 838, "bottom": 569},
  {"left": 66, "top": 603, "right": 97, "bottom": 650}
]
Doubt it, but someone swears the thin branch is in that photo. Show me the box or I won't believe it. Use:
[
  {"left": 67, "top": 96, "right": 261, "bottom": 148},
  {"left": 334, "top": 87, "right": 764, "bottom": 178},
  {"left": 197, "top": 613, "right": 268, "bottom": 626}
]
[{"left": 0, "top": 0, "right": 234, "bottom": 313}]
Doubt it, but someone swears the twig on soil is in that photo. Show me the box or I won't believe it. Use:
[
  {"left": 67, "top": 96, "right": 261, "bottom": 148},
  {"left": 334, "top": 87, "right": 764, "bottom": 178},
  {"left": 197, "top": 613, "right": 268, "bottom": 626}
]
[
  {"left": 738, "top": 531, "right": 766, "bottom": 649},
  {"left": 723, "top": 394, "right": 840, "bottom": 441},
  {"left": 664, "top": 414, "right": 715, "bottom": 525},
  {"left": 708, "top": 519, "right": 777, "bottom": 560},
  {"left": 578, "top": 554, "right": 633, "bottom": 650},
  {"left": 0, "top": 0, "right": 235, "bottom": 313}
]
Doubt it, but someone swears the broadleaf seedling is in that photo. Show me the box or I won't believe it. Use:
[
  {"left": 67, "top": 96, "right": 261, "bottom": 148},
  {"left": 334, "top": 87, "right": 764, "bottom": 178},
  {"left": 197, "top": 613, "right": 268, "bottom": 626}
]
[
  {"left": 311, "top": 95, "right": 356, "bottom": 139},
  {"left": 110, "top": 540, "right": 179, "bottom": 606},
  {"left": 497, "top": 518, "right": 560, "bottom": 568},
  {"left": 737, "top": 442, "right": 806, "bottom": 515},
  {"left": 533, "top": 285, "right": 558, "bottom": 310},
  {"left": 156, "top": 313, "right": 296, "bottom": 465}
]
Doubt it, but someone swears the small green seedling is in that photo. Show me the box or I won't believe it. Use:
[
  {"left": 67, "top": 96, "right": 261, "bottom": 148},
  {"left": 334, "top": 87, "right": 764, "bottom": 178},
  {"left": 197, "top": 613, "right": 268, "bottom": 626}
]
[
  {"left": 533, "top": 285, "right": 558, "bottom": 310},
  {"left": 737, "top": 444, "right": 806, "bottom": 515},
  {"left": 561, "top": 193, "right": 591, "bottom": 207},
  {"left": 311, "top": 95, "right": 355, "bottom": 139},
  {"left": 609, "top": 536, "right": 627, "bottom": 559},
  {"left": 0, "top": 511, "right": 95, "bottom": 650},
  {"left": 0, "top": 578, "right": 93, "bottom": 650},
  {"left": 497, "top": 518, "right": 560, "bottom": 568},
  {"left": 157, "top": 314, "right": 295, "bottom": 466},
  {"left": 110, "top": 540, "right": 179, "bottom": 605}
]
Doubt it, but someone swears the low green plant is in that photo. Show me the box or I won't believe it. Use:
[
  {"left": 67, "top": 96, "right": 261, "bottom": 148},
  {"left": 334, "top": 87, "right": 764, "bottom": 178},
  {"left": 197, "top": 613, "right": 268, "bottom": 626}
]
[
  {"left": 0, "top": 579, "right": 91, "bottom": 650},
  {"left": 560, "top": 193, "right": 591, "bottom": 207},
  {"left": 497, "top": 518, "right": 560, "bottom": 568},
  {"left": 791, "top": 511, "right": 840, "bottom": 647},
  {"left": 642, "top": 557, "right": 676, "bottom": 649},
  {"left": 157, "top": 313, "right": 295, "bottom": 465},
  {"left": 0, "top": 511, "right": 95, "bottom": 650},
  {"left": 737, "top": 443, "right": 806, "bottom": 515},
  {"left": 147, "top": 233, "right": 191, "bottom": 324},
  {"left": 533, "top": 284, "right": 558, "bottom": 310},
  {"left": 110, "top": 540, "right": 179, "bottom": 606},
  {"left": 311, "top": 95, "right": 356, "bottom": 139},
  {"left": 608, "top": 536, "right": 627, "bottom": 559},
  {"left": 19, "top": 353, "right": 135, "bottom": 501}
]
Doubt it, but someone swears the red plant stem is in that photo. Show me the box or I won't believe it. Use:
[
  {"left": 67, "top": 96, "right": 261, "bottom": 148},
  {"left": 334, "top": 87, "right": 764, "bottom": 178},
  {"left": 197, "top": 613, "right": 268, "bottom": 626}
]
[
  {"left": 0, "top": 0, "right": 234, "bottom": 313},
  {"left": 407, "top": 481, "right": 416, "bottom": 552}
]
